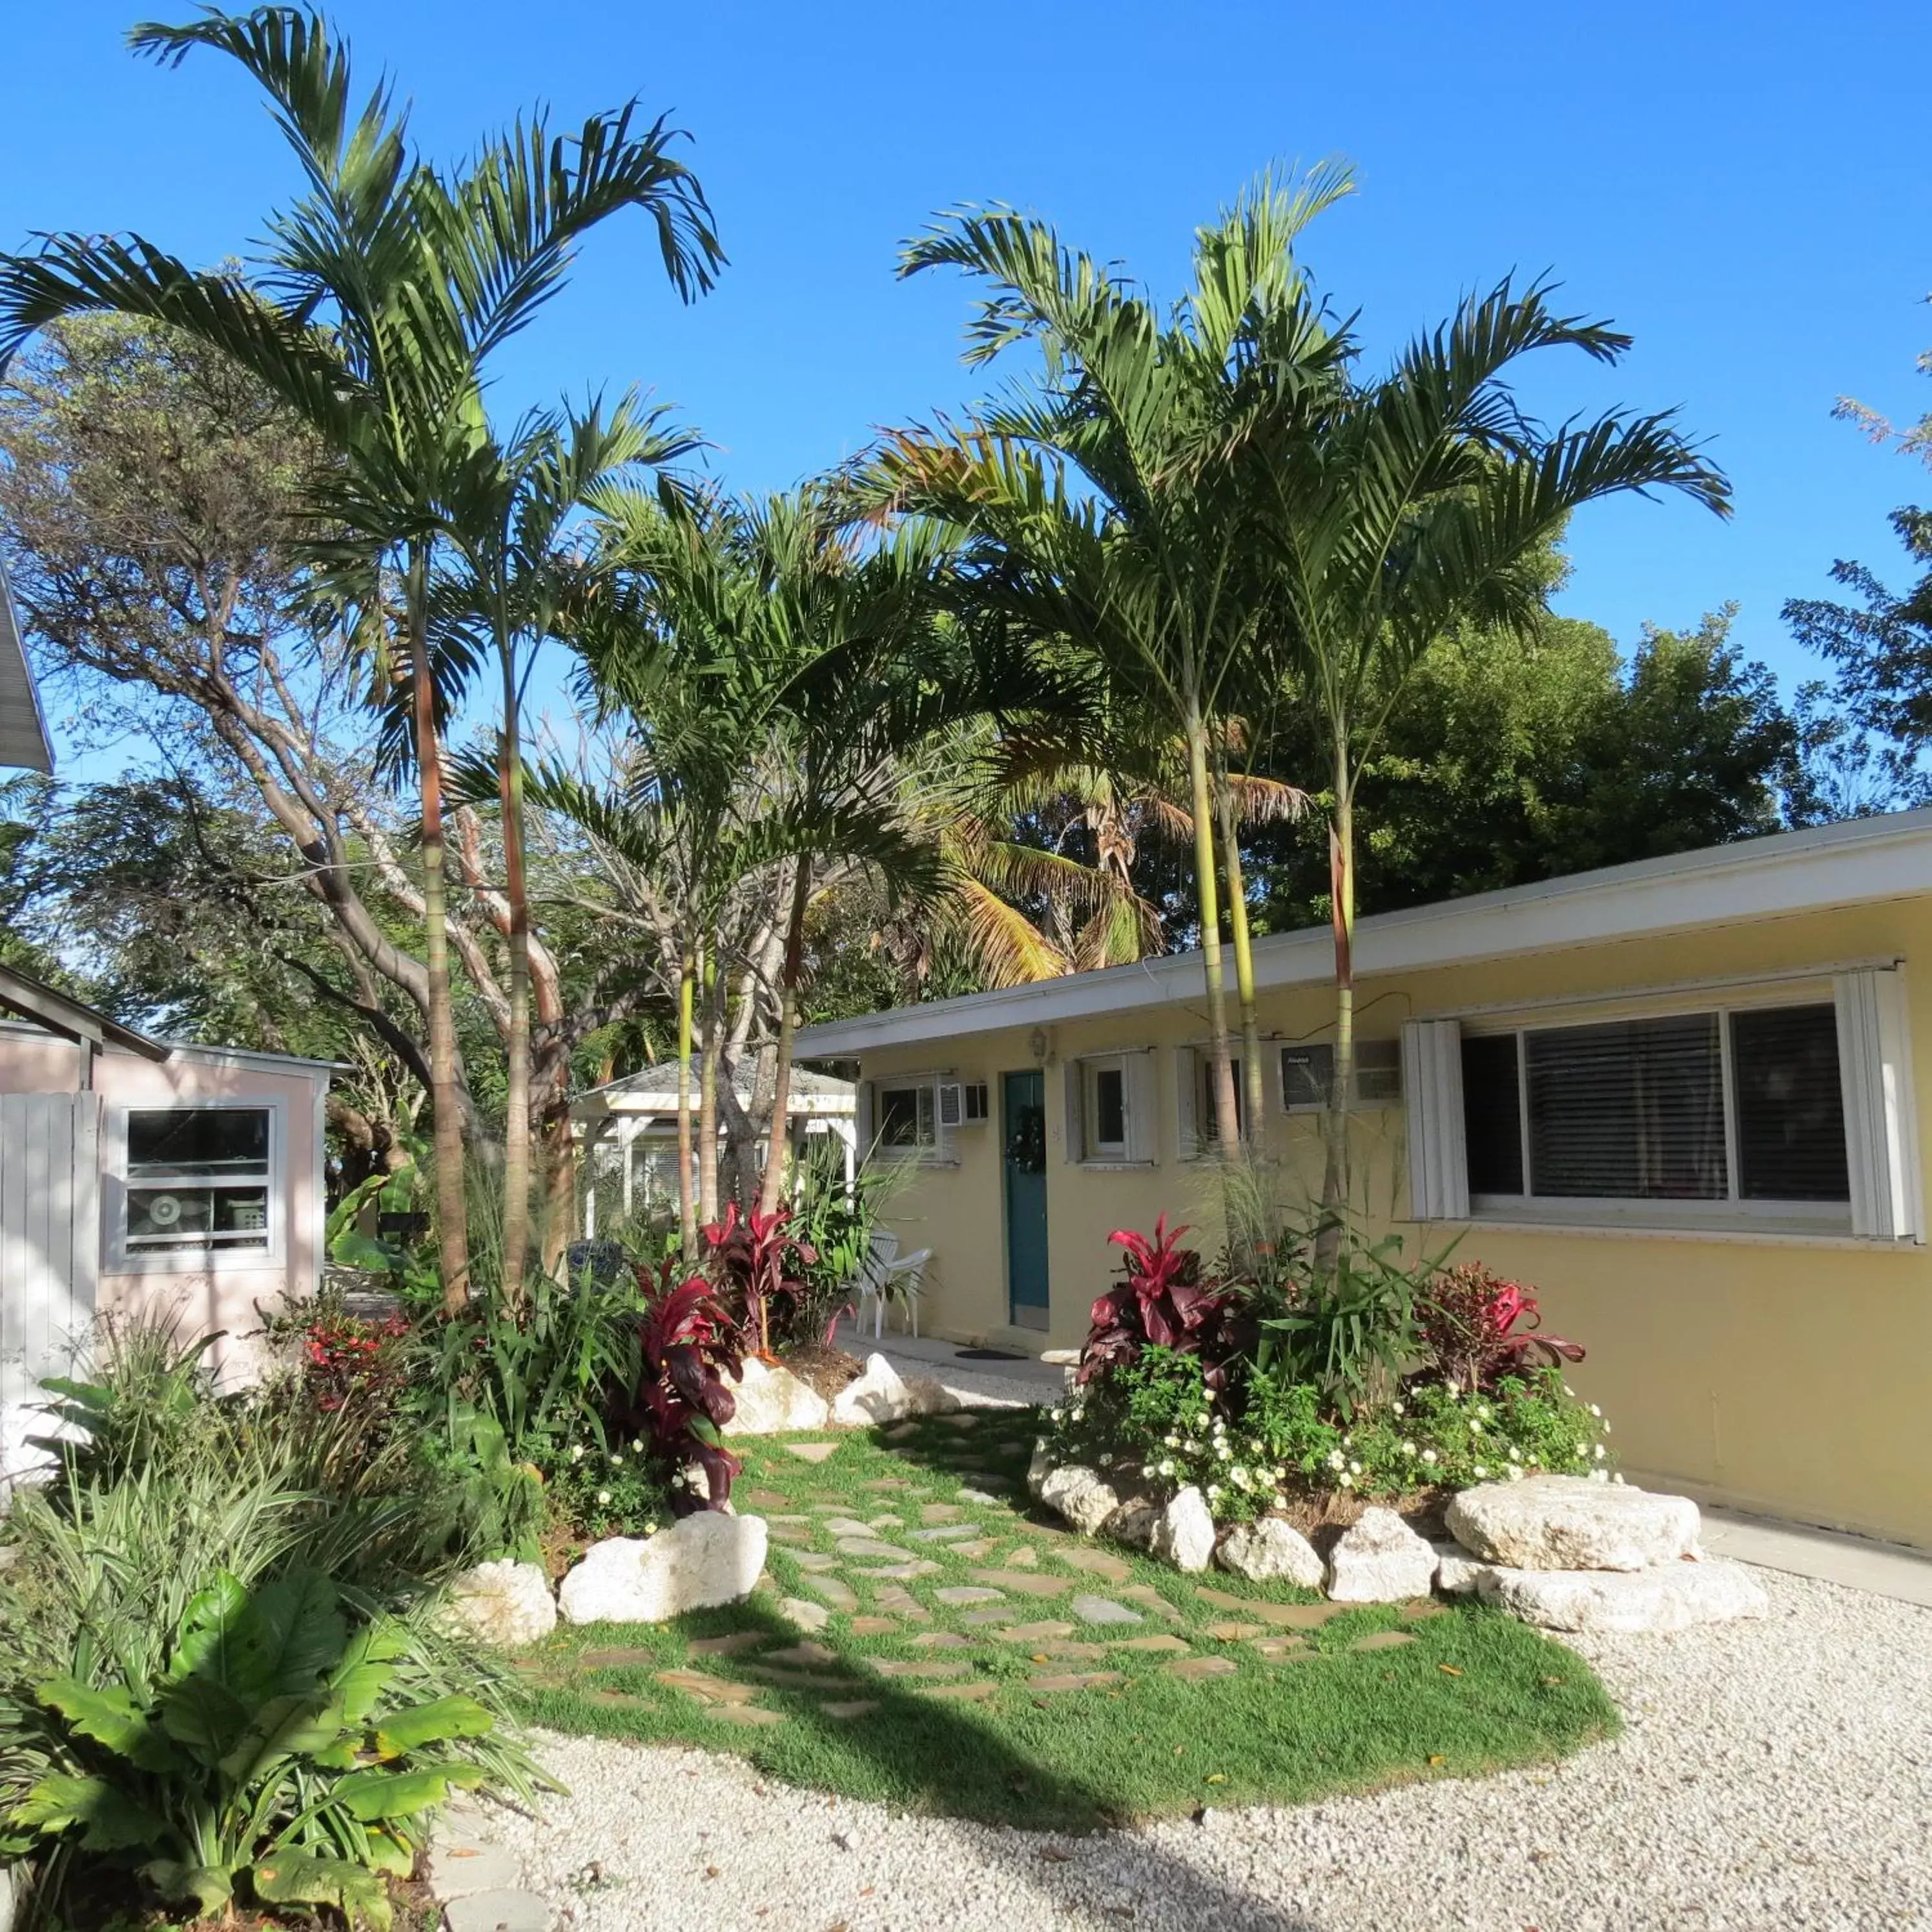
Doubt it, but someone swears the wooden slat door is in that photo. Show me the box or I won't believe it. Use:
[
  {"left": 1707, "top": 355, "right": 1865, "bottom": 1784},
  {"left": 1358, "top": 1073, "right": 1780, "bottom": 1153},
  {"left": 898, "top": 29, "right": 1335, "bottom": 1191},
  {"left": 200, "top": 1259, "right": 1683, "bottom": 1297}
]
[{"left": 0, "top": 1091, "right": 100, "bottom": 1485}]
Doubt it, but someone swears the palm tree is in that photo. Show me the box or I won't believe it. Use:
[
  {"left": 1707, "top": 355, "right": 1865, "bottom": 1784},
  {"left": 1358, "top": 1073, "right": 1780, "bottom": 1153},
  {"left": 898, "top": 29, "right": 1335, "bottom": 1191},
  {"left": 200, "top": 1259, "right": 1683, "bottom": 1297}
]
[
  {"left": 873, "top": 165, "right": 1353, "bottom": 1158},
  {"left": 433, "top": 396, "right": 690, "bottom": 1302},
  {"left": 1234, "top": 279, "right": 1729, "bottom": 1223},
  {"left": 0, "top": 6, "right": 720, "bottom": 1304}
]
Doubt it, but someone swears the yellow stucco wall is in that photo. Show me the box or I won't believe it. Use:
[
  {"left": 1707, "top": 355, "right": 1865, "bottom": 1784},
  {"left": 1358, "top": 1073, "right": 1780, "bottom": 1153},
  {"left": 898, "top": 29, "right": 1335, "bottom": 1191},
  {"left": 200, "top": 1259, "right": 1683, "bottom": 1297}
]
[{"left": 854, "top": 892, "right": 1932, "bottom": 1550}]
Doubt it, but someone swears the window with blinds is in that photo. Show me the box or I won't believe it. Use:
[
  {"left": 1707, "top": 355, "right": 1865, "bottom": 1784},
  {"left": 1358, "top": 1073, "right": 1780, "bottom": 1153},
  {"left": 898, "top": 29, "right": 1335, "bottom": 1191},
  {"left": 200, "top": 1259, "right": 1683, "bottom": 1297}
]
[{"left": 1460, "top": 1000, "right": 1851, "bottom": 1211}]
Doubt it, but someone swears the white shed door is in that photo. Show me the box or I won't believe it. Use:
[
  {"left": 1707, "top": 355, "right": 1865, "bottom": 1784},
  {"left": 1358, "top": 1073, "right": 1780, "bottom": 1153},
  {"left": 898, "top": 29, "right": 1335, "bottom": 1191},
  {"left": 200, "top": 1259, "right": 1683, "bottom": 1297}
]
[{"left": 0, "top": 1091, "right": 101, "bottom": 1485}]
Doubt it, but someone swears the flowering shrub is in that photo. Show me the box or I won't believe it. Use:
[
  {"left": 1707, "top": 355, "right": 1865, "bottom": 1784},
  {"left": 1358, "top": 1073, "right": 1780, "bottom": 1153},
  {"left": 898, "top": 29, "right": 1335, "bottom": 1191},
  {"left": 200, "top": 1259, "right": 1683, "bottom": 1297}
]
[
  {"left": 1077, "top": 1218, "right": 1245, "bottom": 1390},
  {"left": 1052, "top": 1349, "right": 1293, "bottom": 1524},
  {"left": 296, "top": 1311, "right": 410, "bottom": 1414},
  {"left": 1419, "top": 1262, "right": 1584, "bottom": 1393},
  {"left": 544, "top": 1428, "right": 676, "bottom": 1540}
]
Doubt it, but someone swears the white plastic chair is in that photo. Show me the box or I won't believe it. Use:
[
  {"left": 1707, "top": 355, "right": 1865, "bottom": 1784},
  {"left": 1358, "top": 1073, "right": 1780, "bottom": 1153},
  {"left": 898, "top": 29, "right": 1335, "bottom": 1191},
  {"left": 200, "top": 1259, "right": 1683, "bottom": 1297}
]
[{"left": 852, "top": 1229, "right": 932, "bottom": 1339}]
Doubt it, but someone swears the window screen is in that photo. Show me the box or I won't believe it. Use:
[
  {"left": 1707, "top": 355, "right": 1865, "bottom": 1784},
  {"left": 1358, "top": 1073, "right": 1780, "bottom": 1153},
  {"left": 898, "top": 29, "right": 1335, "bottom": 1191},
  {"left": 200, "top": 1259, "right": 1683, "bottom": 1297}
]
[
  {"left": 1730, "top": 1004, "right": 1849, "bottom": 1200},
  {"left": 1461, "top": 1033, "right": 1525, "bottom": 1195},
  {"left": 1526, "top": 1014, "right": 1727, "bottom": 1199},
  {"left": 1092, "top": 1065, "right": 1127, "bottom": 1149}
]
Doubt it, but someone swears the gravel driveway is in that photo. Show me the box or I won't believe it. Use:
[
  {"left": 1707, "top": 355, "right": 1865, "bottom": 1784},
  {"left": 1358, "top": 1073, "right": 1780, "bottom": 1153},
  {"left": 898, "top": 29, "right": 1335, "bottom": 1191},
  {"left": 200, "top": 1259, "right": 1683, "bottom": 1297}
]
[{"left": 491, "top": 1569, "right": 1932, "bottom": 1931}]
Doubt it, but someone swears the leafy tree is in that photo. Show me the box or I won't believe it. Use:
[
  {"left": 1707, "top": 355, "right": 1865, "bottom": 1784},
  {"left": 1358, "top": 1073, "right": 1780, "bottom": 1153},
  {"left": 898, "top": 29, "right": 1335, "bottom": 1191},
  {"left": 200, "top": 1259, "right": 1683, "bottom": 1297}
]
[{"left": 0, "top": 4, "right": 721, "bottom": 1305}]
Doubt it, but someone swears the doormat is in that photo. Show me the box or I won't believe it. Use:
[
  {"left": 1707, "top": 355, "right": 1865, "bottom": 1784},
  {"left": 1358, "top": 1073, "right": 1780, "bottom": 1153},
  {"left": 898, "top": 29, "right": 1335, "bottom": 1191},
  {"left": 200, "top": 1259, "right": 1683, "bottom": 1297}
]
[{"left": 955, "top": 1348, "right": 1027, "bottom": 1361}]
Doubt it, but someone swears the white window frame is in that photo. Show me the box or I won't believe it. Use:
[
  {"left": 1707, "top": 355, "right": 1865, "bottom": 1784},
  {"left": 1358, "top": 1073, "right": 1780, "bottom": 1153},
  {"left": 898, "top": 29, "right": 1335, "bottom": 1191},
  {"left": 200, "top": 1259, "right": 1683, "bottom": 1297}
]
[
  {"left": 1279, "top": 1038, "right": 1404, "bottom": 1113},
  {"left": 861, "top": 1073, "right": 957, "bottom": 1167},
  {"left": 1068, "top": 1049, "right": 1156, "bottom": 1167},
  {"left": 1409, "top": 969, "right": 1918, "bottom": 1240},
  {"left": 105, "top": 1097, "right": 288, "bottom": 1274}
]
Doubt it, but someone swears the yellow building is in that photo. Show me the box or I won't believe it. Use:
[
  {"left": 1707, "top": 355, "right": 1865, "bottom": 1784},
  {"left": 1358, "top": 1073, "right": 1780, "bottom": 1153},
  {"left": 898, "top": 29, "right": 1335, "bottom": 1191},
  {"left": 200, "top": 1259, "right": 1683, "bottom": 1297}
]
[{"left": 797, "top": 810, "right": 1932, "bottom": 1552}]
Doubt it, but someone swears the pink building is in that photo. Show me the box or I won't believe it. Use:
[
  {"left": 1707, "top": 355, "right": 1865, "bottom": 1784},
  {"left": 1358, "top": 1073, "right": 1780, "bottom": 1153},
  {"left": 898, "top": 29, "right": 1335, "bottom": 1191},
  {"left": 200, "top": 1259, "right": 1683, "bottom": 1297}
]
[{"left": 0, "top": 964, "right": 334, "bottom": 1481}]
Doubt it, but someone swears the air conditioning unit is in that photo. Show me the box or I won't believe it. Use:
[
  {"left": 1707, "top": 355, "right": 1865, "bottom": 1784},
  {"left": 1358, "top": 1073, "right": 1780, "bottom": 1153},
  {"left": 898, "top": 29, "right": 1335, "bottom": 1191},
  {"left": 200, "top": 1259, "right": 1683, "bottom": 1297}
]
[{"left": 938, "top": 1080, "right": 990, "bottom": 1127}]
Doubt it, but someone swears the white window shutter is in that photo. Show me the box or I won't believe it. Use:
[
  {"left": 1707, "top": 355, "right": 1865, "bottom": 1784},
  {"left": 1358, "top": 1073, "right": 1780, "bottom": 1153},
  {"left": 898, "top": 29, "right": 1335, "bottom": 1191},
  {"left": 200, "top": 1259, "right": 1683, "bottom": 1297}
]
[
  {"left": 1834, "top": 968, "right": 1924, "bottom": 1241},
  {"left": 856, "top": 1078, "right": 874, "bottom": 1156},
  {"left": 1124, "top": 1050, "right": 1159, "bottom": 1164},
  {"left": 1063, "top": 1059, "right": 1085, "bottom": 1164},
  {"left": 1402, "top": 1018, "right": 1469, "bottom": 1221},
  {"left": 1173, "top": 1046, "right": 1200, "bottom": 1159}
]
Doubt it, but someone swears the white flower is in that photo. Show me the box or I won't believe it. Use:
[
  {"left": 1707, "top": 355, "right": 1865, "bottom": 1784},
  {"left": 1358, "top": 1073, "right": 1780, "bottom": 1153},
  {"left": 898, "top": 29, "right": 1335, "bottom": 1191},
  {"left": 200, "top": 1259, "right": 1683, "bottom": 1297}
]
[
  {"left": 1421, "top": 1448, "right": 1439, "bottom": 1465},
  {"left": 1601, "top": 1419, "right": 1612, "bottom": 1434},
  {"left": 1588, "top": 1403, "right": 1602, "bottom": 1418},
  {"left": 1205, "top": 1389, "right": 1216, "bottom": 1403},
  {"left": 1158, "top": 1459, "right": 1176, "bottom": 1477},
  {"left": 1594, "top": 1443, "right": 1607, "bottom": 1460},
  {"left": 1342, "top": 1433, "right": 1354, "bottom": 1448},
  {"left": 644, "top": 1520, "right": 659, "bottom": 1535},
  {"left": 1216, "top": 1443, "right": 1231, "bottom": 1460},
  {"left": 1348, "top": 1460, "right": 1362, "bottom": 1476},
  {"left": 1392, "top": 1401, "right": 1404, "bottom": 1416},
  {"left": 1507, "top": 1448, "right": 1521, "bottom": 1463},
  {"left": 1590, "top": 1468, "right": 1610, "bottom": 1484},
  {"left": 570, "top": 1444, "right": 585, "bottom": 1463},
  {"left": 609, "top": 1450, "right": 623, "bottom": 1465},
  {"left": 1563, "top": 1383, "right": 1576, "bottom": 1398},
  {"left": 1248, "top": 1439, "right": 1264, "bottom": 1455},
  {"left": 1506, "top": 1465, "right": 1524, "bottom": 1483},
  {"left": 1196, "top": 1411, "right": 1211, "bottom": 1429},
  {"left": 1472, "top": 1465, "right": 1488, "bottom": 1479},
  {"left": 1401, "top": 1441, "right": 1417, "bottom": 1456},
  {"left": 1207, "top": 1483, "right": 1223, "bottom": 1500},
  {"left": 1339, "top": 1472, "right": 1355, "bottom": 1488},
  {"left": 1468, "top": 1419, "right": 1483, "bottom": 1435},
  {"left": 632, "top": 1439, "right": 644, "bottom": 1454},
  {"left": 1232, "top": 1467, "right": 1251, "bottom": 1488},
  {"left": 597, "top": 1489, "right": 611, "bottom": 1505},
  {"left": 1097, "top": 1452, "right": 1113, "bottom": 1468},
  {"left": 1273, "top": 1465, "right": 1287, "bottom": 1480},
  {"left": 1612, "top": 1472, "right": 1627, "bottom": 1485},
  {"left": 1475, "top": 1404, "right": 1492, "bottom": 1422},
  {"left": 1326, "top": 1449, "right": 1346, "bottom": 1471},
  {"left": 1528, "top": 1452, "right": 1541, "bottom": 1466},
  {"left": 1164, "top": 1434, "right": 1180, "bottom": 1448},
  {"left": 1142, "top": 1463, "right": 1158, "bottom": 1480}
]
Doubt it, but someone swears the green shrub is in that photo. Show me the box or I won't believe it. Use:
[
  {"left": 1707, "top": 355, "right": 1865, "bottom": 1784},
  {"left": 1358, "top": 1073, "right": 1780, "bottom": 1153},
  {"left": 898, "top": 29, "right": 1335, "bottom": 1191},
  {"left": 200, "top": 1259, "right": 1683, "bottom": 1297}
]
[
  {"left": 544, "top": 1426, "right": 675, "bottom": 1540},
  {"left": 0, "top": 1420, "right": 539, "bottom": 1928}
]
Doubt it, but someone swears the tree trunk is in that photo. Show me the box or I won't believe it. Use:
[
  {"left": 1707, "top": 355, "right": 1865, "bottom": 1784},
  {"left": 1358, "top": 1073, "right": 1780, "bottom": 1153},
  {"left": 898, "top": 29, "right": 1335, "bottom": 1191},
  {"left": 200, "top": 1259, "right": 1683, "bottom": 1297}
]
[
  {"left": 759, "top": 858, "right": 812, "bottom": 1215},
  {"left": 1215, "top": 762, "right": 1266, "bottom": 1144},
  {"left": 676, "top": 949, "right": 697, "bottom": 1259},
  {"left": 1318, "top": 752, "right": 1357, "bottom": 1262},
  {"left": 498, "top": 680, "right": 532, "bottom": 1312},
  {"left": 407, "top": 546, "right": 471, "bottom": 1310},
  {"left": 1186, "top": 708, "right": 1241, "bottom": 1159},
  {"left": 697, "top": 949, "right": 720, "bottom": 1228}
]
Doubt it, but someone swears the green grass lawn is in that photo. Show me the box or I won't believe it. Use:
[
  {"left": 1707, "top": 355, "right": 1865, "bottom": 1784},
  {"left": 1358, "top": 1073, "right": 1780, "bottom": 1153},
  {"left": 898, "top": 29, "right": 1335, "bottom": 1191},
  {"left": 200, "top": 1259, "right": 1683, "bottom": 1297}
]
[{"left": 517, "top": 1406, "right": 1618, "bottom": 1829}]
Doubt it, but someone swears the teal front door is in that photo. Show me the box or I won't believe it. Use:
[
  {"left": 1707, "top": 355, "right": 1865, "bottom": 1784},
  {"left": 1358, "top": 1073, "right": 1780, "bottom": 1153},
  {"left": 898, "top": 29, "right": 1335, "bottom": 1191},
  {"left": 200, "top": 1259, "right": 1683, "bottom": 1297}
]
[{"left": 1002, "top": 1069, "right": 1050, "bottom": 1330}]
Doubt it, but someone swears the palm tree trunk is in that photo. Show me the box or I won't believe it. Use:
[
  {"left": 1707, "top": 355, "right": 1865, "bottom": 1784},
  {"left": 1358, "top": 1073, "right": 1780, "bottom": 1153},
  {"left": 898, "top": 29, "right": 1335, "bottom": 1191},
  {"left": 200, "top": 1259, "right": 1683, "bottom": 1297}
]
[
  {"left": 408, "top": 546, "right": 471, "bottom": 1311},
  {"left": 697, "top": 947, "right": 720, "bottom": 1228},
  {"left": 1185, "top": 706, "right": 1240, "bottom": 1158},
  {"left": 1215, "top": 763, "right": 1266, "bottom": 1143},
  {"left": 498, "top": 666, "right": 532, "bottom": 1311},
  {"left": 759, "top": 858, "right": 812, "bottom": 1216},
  {"left": 676, "top": 948, "right": 697, "bottom": 1259},
  {"left": 1319, "top": 748, "right": 1357, "bottom": 1257}
]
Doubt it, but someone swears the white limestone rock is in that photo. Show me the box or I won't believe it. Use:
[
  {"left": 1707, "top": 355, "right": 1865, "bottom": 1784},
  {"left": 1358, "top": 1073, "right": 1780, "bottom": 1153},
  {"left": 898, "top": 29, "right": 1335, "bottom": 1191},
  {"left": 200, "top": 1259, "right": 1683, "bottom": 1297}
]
[
  {"left": 721, "top": 1357, "right": 830, "bottom": 1435},
  {"left": 444, "top": 1559, "right": 557, "bottom": 1649},
  {"left": 557, "top": 1514, "right": 768, "bottom": 1625},
  {"left": 1430, "top": 1539, "right": 1494, "bottom": 1597},
  {"left": 1326, "top": 1506, "right": 1439, "bottom": 1602},
  {"left": 1149, "top": 1486, "right": 1217, "bottom": 1573},
  {"left": 1216, "top": 1517, "right": 1324, "bottom": 1589},
  {"left": 1448, "top": 1474, "right": 1701, "bottom": 1573},
  {"left": 830, "top": 1353, "right": 960, "bottom": 1426},
  {"left": 1040, "top": 1463, "right": 1122, "bottom": 1537},
  {"left": 1475, "top": 1556, "right": 1769, "bottom": 1633}
]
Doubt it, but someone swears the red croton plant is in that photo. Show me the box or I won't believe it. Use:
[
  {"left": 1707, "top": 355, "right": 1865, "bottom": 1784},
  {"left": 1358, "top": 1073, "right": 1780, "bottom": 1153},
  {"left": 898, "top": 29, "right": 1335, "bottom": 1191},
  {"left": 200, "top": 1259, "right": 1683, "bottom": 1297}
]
[
  {"left": 1419, "top": 1261, "right": 1584, "bottom": 1393},
  {"left": 702, "top": 1202, "right": 817, "bottom": 1360},
  {"left": 632, "top": 1262, "right": 746, "bottom": 1512},
  {"left": 1078, "top": 1215, "right": 1244, "bottom": 1391}
]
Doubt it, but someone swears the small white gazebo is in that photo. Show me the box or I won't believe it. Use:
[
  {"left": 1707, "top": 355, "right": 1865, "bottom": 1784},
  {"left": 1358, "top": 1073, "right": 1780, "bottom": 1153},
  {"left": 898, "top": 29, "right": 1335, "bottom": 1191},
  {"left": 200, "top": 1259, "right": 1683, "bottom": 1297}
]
[{"left": 571, "top": 1062, "right": 858, "bottom": 1234}]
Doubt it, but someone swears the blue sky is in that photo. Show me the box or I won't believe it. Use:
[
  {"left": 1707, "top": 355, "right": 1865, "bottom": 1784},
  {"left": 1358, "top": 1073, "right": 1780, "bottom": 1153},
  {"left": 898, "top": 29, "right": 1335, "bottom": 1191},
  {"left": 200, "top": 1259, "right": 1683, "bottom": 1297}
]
[{"left": 5, "top": 0, "right": 1930, "bottom": 768}]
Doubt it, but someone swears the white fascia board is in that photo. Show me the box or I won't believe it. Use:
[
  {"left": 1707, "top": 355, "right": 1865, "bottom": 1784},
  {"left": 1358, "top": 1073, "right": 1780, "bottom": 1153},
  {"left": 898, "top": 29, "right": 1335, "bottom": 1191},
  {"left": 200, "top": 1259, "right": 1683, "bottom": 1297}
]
[{"left": 795, "top": 808, "right": 1932, "bottom": 1059}]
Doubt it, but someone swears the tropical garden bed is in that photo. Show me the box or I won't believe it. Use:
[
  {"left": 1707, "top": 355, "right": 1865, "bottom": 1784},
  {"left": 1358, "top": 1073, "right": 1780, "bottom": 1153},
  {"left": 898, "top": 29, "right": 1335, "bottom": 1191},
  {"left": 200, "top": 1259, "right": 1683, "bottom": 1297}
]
[{"left": 515, "top": 1413, "right": 1618, "bottom": 1831}]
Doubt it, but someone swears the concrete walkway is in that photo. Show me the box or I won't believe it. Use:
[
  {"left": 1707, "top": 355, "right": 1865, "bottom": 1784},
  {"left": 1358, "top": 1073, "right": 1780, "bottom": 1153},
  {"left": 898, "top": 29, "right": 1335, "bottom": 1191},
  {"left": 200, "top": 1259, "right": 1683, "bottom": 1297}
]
[
  {"left": 872, "top": 1333, "right": 1070, "bottom": 1410},
  {"left": 1698, "top": 1503, "right": 1932, "bottom": 1608}
]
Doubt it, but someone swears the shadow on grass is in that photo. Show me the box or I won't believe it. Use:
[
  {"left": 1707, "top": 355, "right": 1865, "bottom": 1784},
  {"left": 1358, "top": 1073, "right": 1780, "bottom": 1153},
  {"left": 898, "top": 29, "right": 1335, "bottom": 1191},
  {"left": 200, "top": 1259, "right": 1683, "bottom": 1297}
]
[{"left": 529, "top": 1589, "right": 1324, "bottom": 1932}]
